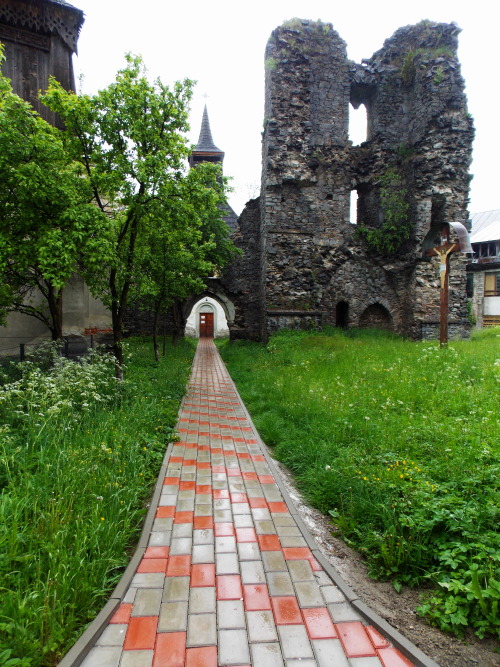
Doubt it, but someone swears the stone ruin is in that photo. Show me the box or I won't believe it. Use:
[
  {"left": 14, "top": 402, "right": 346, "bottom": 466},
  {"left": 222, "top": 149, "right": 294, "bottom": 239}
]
[
  {"left": 0, "top": 5, "right": 475, "bottom": 345},
  {"left": 215, "top": 19, "right": 474, "bottom": 341}
]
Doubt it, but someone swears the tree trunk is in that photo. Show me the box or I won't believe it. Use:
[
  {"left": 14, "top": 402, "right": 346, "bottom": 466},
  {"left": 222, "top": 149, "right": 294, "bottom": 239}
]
[
  {"left": 171, "top": 300, "right": 185, "bottom": 346},
  {"left": 111, "top": 304, "right": 124, "bottom": 381},
  {"left": 47, "top": 284, "right": 63, "bottom": 340},
  {"left": 153, "top": 306, "right": 160, "bottom": 363}
]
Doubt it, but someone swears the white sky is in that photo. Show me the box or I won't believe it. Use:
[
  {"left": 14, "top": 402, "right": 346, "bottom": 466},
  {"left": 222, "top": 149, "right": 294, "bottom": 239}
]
[{"left": 73, "top": 0, "right": 498, "bottom": 217}]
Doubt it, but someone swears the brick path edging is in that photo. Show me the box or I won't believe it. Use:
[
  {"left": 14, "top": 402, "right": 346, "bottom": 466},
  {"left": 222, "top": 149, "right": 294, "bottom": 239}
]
[{"left": 59, "top": 342, "right": 440, "bottom": 667}]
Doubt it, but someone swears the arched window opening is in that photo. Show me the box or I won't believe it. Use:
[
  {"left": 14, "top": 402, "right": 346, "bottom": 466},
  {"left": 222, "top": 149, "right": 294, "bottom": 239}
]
[
  {"left": 349, "top": 103, "right": 368, "bottom": 146},
  {"left": 336, "top": 301, "right": 349, "bottom": 328}
]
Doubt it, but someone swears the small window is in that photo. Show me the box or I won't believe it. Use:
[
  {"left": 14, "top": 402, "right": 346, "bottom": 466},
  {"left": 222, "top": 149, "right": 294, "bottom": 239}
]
[{"left": 349, "top": 103, "right": 368, "bottom": 146}]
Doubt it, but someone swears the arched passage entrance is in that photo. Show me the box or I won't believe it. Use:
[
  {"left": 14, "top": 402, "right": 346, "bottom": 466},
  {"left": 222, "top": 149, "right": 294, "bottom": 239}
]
[
  {"left": 185, "top": 296, "right": 229, "bottom": 339},
  {"left": 359, "top": 303, "right": 393, "bottom": 330},
  {"left": 183, "top": 283, "right": 236, "bottom": 339}
]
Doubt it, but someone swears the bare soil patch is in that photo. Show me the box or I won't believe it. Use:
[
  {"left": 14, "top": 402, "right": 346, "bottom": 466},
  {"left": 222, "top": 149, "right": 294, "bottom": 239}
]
[{"left": 274, "top": 459, "right": 500, "bottom": 667}]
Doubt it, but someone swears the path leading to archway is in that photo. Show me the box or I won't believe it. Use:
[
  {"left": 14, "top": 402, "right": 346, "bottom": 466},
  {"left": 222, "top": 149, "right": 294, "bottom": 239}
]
[{"left": 69, "top": 339, "right": 437, "bottom": 667}]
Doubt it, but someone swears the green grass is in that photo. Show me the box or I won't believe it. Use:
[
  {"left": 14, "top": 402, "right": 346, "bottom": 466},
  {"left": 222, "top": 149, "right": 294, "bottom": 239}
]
[
  {"left": 0, "top": 338, "right": 195, "bottom": 665},
  {"left": 218, "top": 327, "right": 500, "bottom": 639}
]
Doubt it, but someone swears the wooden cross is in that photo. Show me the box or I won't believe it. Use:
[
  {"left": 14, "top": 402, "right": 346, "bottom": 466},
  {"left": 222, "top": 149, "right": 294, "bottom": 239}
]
[{"left": 426, "top": 224, "right": 461, "bottom": 346}]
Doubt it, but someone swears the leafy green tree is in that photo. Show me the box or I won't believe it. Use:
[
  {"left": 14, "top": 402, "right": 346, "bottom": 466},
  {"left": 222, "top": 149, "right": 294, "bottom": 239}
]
[
  {"left": 42, "top": 55, "right": 236, "bottom": 374},
  {"left": 0, "top": 49, "right": 110, "bottom": 339},
  {"left": 133, "top": 162, "right": 237, "bottom": 360}
]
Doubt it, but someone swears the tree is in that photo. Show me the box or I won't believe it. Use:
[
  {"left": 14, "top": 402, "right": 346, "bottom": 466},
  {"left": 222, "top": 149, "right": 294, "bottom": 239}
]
[
  {"left": 42, "top": 55, "right": 236, "bottom": 375},
  {"left": 0, "top": 48, "right": 111, "bottom": 339},
  {"left": 132, "top": 162, "right": 237, "bottom": 360}
]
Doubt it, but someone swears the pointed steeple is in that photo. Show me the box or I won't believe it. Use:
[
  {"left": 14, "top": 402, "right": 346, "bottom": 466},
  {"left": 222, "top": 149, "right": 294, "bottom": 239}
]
[{"left": 189, "top": 106, "right": 225, "bottom": 168}]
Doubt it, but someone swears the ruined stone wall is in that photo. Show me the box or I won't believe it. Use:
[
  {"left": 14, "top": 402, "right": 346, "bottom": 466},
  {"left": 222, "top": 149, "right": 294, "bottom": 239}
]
[
  {"left": 219, "top": 197, "right": 262, "bottom": 340},
  {"left": 236, "top": 18, "right": 475, "bottom": 341}
]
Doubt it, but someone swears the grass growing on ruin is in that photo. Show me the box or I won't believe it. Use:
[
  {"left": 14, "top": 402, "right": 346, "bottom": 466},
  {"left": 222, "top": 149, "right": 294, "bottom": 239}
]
[
  {"left": 0, "top": 338, "right": 195, "bottom": 666},
  {"left": 219, "top": 327, "right": 500, "bottom": 639}
]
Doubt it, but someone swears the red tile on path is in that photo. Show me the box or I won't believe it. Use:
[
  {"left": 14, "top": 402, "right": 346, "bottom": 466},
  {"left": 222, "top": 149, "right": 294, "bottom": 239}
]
[
  {"left": 258, "top": 475, "right": 275, "bottom": 484},
  {"left": 216, "top": 575, "right": 243, "bottom": 600},
  {"left": 144, "top": 547, "right": 170, "bottom": 559},
  {"left": 271, "top": 596, "right": 302, "bottom": 625},
  {"left": 336, "top": 622, "right": 377, "bottom": 657},
  {"left": 213, "top": 489, "right": 229, "bottom": 499},
  {"left": 185, "top": 646, "right": 218, "bottom": 667},
  {"left": 302, "top": 608, "right": 337, "bottom": 639},
  {"left": 194, "top": 516, "right": 214, "bottom": 530},
  {"left": 236, "top": 527, "right": 257, "bottom": 543},
  {"left": 156, "top": 506, "right": 175, "bottom": 519},
  {"left": 249, "top": 497, "right": 267, "bottom": 509},
  {"left": 377, "top": 647, "right": 415, "bottom": 667},
  {"left": 197, "top": 462, "right": 211, "bottom": 470},
  {"left": 212, "top": 465, "right": 226, "bottom": 473},
  {"left": 283, "top": 547, "right": 313, "bottom": 561},
  {"left": 110, "top": 603, "right": 132, "bottom": 624},
  {"left": 310, "top": 558, "right": 322, "bottom": 571},
  {"left": 366, "top": 625, "right": 390, "bottom": 649},
  {"left": 268, "top": 502, "right": 288, "bottom": 513},
  {"left": 183, "top": 459, "right": 196, "bottom": 467},
  {"left": 163, "top": 477, "right": 180, "bottom": 486},
  {"left": 170, "top": 457, "right": 184, "bottom": 463},
  {"left": 258, "top": 534, "right": 281, "bottom": 551},
  {"left": 196, "top": 484, "right": 212, "bottom": 494},
  {"left": 231, "top": 493, "right": 248, "bottom": 503},
  {"left": 251, "top": 455, "right": 266, "bottom": 462},
  {"left": 166, "top": 555, "right": 191, "bottom": 577},
  {"left": 137, "top": 558, "right": 167, "bottom": 574},
  {"left": 191, "top": 563, "right": 216, "bottom": 587},
  {"left": 123, "top": 616, "right": 158, "bottom": 650},
  {"left": 215, "top": 522, "right": 235, "bottom": 537},
  {"left": 180, "top": 481, "right": 195, "bottom": 490},
  {"left": 153, "top": 631, "right": 186, "bottom": 667},
  {"left": 174, "top": 511, "right": 194, "bottom": 524},
  {"left": 242, "top": 472, "right": 258, "bottom": 481},
  {"left": 243, "top": 584, "right": 271, "bottom": 611},
  {"left": 227, "top": 469, "right": 241, "bottom": 477}
]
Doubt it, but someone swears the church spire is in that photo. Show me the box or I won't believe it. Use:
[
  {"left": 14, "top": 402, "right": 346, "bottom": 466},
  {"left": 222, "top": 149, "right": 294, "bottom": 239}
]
[{"left": 189, "top": 105, "right": 224, "bottom": 168}]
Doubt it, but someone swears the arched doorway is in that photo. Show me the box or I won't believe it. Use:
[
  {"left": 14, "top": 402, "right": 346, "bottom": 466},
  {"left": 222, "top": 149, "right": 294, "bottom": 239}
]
[
  {"left": 199, "top": 304, "right": 214, "bottom": 338},
  {"left": 185, "top": 296, "right": 229, "bottom": 339},
  {"left": 336, "top": 301, "right": 349, "bottom": 328}
]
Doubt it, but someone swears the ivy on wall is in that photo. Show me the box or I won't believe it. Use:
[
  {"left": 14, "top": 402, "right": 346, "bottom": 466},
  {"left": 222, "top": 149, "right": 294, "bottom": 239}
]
[{"left": 356, "top": 168, "right": 412, "bottom": 256}]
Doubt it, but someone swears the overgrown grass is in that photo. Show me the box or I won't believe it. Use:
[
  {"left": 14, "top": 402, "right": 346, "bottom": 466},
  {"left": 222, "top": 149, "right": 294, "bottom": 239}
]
[
  {"left": 219, "top": 327, "right": 500, "bottom": 639},
  {"left": 0, "top": 338, "right": 195, "bottom": 665}
]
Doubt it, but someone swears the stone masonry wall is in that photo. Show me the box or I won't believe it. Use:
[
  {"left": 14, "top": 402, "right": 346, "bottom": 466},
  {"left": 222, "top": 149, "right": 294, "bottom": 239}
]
[{"left": 230, "top": 18, "right": 474, "bottom": 341}]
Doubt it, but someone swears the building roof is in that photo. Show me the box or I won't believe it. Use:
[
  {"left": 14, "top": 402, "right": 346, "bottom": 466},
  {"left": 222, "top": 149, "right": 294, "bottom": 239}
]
[
  {"left": 193, "top": 106, "right": 224, "bottom": 155},
  {"left": 470, "top": 210, "right": 500, "bottom": 243}
]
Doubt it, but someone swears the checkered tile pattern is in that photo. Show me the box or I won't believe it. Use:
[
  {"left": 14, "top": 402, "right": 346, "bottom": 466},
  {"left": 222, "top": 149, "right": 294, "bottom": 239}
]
[{"left": 81, "top": 338, "right": 414, "bottom": 667}]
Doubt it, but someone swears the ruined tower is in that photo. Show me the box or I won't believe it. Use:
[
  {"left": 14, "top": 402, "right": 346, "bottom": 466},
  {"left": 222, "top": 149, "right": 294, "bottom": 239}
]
[{"left": 225, "top": 19, "right": 474, "bottom": 341}]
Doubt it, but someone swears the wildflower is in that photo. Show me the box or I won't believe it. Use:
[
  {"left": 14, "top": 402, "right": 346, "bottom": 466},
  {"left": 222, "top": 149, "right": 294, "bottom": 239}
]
[
  {"left": 96, "top": 495, "right": 103, "bottom": 501},
  {"left": 325, "top": 465, "right": 331, "bottom": 471}
]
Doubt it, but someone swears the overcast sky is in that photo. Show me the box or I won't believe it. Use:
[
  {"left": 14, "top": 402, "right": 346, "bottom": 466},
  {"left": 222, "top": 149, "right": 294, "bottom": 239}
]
[{"left": 73, "top": 0, "right": 497, "bottom": 217}]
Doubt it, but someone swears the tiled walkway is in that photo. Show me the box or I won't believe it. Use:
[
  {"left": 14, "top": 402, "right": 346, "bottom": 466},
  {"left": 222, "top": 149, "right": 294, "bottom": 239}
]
[{"left": 79, "top": 338, "right": 419, "bottom": 667}]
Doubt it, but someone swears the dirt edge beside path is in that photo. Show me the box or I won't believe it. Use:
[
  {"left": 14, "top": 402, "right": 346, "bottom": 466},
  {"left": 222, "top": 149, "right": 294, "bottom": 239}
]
[{"left": 273, "top": 459, "right": 500, "bottom": 667}]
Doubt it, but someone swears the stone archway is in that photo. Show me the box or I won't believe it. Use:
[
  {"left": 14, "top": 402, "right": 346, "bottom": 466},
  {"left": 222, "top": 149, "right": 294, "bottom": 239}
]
[
  {"left": 359, "top": 303, "right": 393, "bottom": 330},
  {"left": 185, "top": 297, "right": 230, "bottom": 339},
  {"left": 183, "top": 283, "right": 236, "bottom": 339}
]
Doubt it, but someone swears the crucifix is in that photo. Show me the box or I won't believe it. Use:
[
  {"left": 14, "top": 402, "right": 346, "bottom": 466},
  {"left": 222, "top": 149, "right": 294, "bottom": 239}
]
[{"left": 425, "top": 222, "right": 472, "bottom": 346}]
